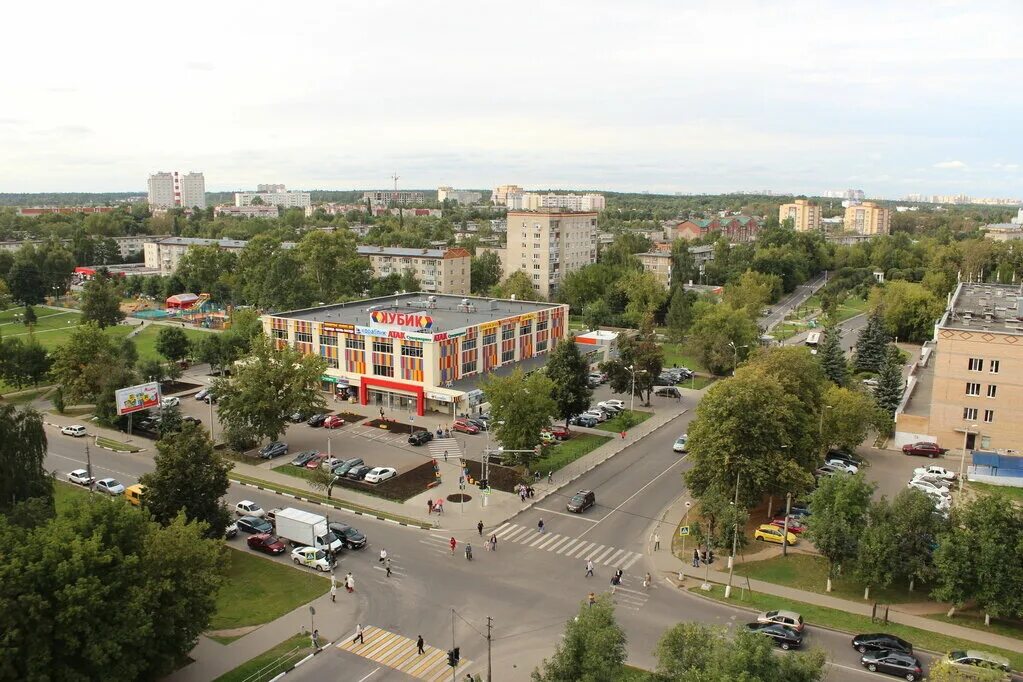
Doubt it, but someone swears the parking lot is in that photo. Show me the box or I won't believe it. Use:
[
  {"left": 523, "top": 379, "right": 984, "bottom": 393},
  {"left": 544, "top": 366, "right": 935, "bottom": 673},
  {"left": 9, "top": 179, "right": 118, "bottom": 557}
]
[{"left": 852, "top": 444, "right": 963, "bottom": 505}]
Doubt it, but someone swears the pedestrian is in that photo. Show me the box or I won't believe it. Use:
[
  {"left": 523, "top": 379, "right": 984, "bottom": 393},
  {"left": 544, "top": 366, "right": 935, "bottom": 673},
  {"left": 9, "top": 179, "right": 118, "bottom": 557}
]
[
  {"left": 444, "top": 449, "right": 448, "bottom": 462},
  {"left": 692, "top": 548, "right": 700, "bottom": 567},
  {"left": 331, "top": 571, "right": 337, "bottom": 589},
  {"left": 385, "top": 556, "right": 392, "bottom": 577},
  {"left": 653, "top": 533, "right": 661, "bottom": 551},
  {"left": 489, "top": 534, "right": 497, "bottom": 552},
  {"left": 345, "top": 572, "right": 354, "bottom": 593},
  {"left": 547, "top": 471, "right": 552, "bottom": 484},
  {"left": 353, "top": 624, "right": 364, "bottom": 645},
  {"left": 379, "top": 548, "right": 387, "bottom": 563},
  {"left": 449, "top": 537, "right": 457, "bottom": 554},
  {"left": 417, "top": 634, "right": 425, "bottom": 655},
  {"left": 643, "top": 572, "right": 651, "bottom": 589},
  {"left": 331, "top": 583, "right": 337, "bottom": 602},
  {"left": 588, "top": 592, "right": 596, "bottom": 608},
  {"left": 312, "top": 629, "right": 320, "bottom": 647},
  {"left": 585, "top": 559, "right": 594, "bottom": 577},
  {"left": 620, "top": 430, "right": 626, "bottom": 440},
  {"left": 527, "top": 486, "right": 534, "bottom": 499},
  {"left": 379, "top": 407, "right": 385, "bottom": 419},
  {"left": 610, "top": 573, "right": 619, "bottom": 594},
  {"left": 428, "top": 499, "right": 434, "bottom": 515},
  {"left": 477, "top": 520, "right": 484, "bottom": 536},
  {"left": 534, "top": 470, "right": 541, "bottom": 482},
  {"left": 519, "top": 487, "right": 526, "bottom": 502},
  {"left": 538, "top": 518, "right": 545, "bottom": 534}
]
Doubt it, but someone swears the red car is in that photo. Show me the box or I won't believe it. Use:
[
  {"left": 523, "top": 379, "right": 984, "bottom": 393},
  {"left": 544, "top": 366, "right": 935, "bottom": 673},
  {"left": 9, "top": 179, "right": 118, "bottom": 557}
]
[
  {"left": 902, "top": 442, "right": 948, "bottom": 458},
  {"left": 452, "top": 419, "right": 479, "bottom": 434},
  {"left": 304, "top": 453, "right": 328, "bottom": 469},
  {"left": 323, "top": 415, "right": 345, "bottom": 429},
  {"left": 549, "top": 425, "right": 572, "bottom": 440},
  {"left": 247, "top": 533, "right": 286, "bottom": 555},
  {"left": 770, "top": 517, "right": 807, "bottom": 534}
]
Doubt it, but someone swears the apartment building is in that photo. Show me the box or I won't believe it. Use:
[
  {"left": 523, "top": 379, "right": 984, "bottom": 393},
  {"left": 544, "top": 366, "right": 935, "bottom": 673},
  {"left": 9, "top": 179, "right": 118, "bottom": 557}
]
[
  {"left": 672, "top": 216, "right": 762, "bottom": 243},
  {"left": 0, "top": 234, "right": 168, "bottom": 259},
  {"left": 235, "top": 186, "right": 311, "bottom": 209},
  {"left": 362, "top": 190, "right": 426, "bottom": 206},
  {"left": 506, "top": 209, "right": 597, "bottom": 298},
  {"left": 144, "top": 236, "right": 256, "bottom": 274},
  {"left": 778, "top": 199, "right": 822, "bottom": 232},
  {"left": 504, "top": 191, "right": 605, "bottom": 212},
  {"left": 492, "top": 184, "right": 524, "bottom": 205},
  {"left": 147, "top": 171, "right": 206, "bottom": 209},
  {"left": 356, "top": 246, "right": 471, "bottom": 296},
  {"left": 215, "top": 205, "right": 280, "bottom": 219},
  {"left": 437, "top": 187, "right": 482, "bottom": 205},
  {"left": 637, "top": 252, "right": 673, "bottom": 289},
  {"left": 843, "top": 201, "right": 890, "bottom": 235}
]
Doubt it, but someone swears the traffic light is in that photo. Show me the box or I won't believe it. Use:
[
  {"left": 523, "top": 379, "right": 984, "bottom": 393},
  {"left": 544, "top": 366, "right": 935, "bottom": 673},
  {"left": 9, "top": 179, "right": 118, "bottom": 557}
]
[
  {"left": 447, "top": 647, "right": 460, "bottom": 667},
  {"left": 478, "top": 478, "right": 488, "bottom": 489}
]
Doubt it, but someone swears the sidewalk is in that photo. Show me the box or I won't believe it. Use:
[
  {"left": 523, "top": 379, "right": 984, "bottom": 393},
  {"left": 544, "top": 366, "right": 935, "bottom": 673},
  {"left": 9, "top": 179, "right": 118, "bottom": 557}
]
[{"left": 646, "top": 494, "right": 1023, "bottom": 654}]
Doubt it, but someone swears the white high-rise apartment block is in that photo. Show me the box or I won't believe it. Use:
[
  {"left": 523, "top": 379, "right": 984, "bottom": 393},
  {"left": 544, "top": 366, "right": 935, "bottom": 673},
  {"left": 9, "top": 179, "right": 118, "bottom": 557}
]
[
  {"left": 147, "top": 171, "right": 206, "bottom": 209},
  {"left": 500, "top": 189, "right": 605, "bottom": 212},
  {"left": 506, "top": 209, "right": 598, "bottom": 298},
  {"left": 235, "top": 185, "right": 311, "bottom": 209},
  {"left": 437, "top": 186, "right": 482, "bottom": 205},
  {"left": 257, "top": 184, "right": 287, "bottom": 193}
]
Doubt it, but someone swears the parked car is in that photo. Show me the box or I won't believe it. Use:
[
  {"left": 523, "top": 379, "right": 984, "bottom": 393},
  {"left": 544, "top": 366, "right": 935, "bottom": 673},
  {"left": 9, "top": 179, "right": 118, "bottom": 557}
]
[
  {"left": 907, "top": 478, "right": 950, "bottom": 497},
  {"left": 323, "top": 415, "right": 345, "bottom": 429},
  {"left": 306, "top": 413, "right": 329, "bottom": 427},
  {"left": 60, "top": 424, "right": 87, "bottom": 437},
  {"left": 567, "top": 490, "right": 596, "bottom": 513},
  {"left": 945, "top": 650, "right": 1011, "bottom": 676},
  {"left": 225, "top": 522, "right": 238, "bottom": 539},
  {"left": 598, "top": 400, "right": 625, "bottom": 412},
  {"left": 321, "top": 456, "right": 344, "bottom": 471},
  {"left": 364, "top": 467, "right": 398, "bottom": 484},
  {"left": 465, "top": 417, "right": 488, "bottom": 431},
  {"left": 95, "top": 478, "right": 125, "bottom": 496},
  {"left": 913, "top": 465, "right": 956, "bottom": 482},
  {"left": 569, "top": 414, "right": 598, "bottom": 428},
  {"left": 769, "top": 517, "right": 807, "bottom": 534},
  {"left": 902, "top": 441, "right": 948, "bottom": 458},
  {"left": 452, "top": 419, "right": 479, "bottom": 434},
  {"left": 673, "top": 435, "right": 688, "bottom": 453},
  {"left": 247, "top": 533, "right": 286, "bottom": 555},
  {"left": 580, "top": 410, "right": 607, "bottom": 423},
  {"left": 852, "top": 633, "right": 913, "bottom": 655},
  {"left": 194, "top": 388, "right": 211, "bottom": 401},
  {"left": 548, "top": 425, "right": 571, "bottom": 440},
  {"left": 289, "top": 410, "right": 311, "bottom": 423},
  {"left": 291, "top": 450, "right": 320, "bottom": 467},
  {"left": 291, "top": 546, "right": 333, "bottom": 572},
  {"left": 67, "top": 469, "right": 95, "bottom": 486},
  {"left": 304, "top": 454, "right": 328, "bottom": 470},
  {"left": 744, "top": 622, "right": 803, "bottom": 650},
  {"left": 827, "top": 450, "right": 864, "bottom": 468},
  {"left": 408, "top": 430, "right": 434, "bottom": 446},
  {"left": 234, "top": 500, "right": 265, "bottom": 517},
  {"left": 161, "top": 396, "right": 180, "bottom": 408},
  {"left": 824, "top": 458, "right": 859, "bottom": 474},
  {"left": 331, "top": 457, "right": 364, "bottom": 476},
  {"left": 327, "top": 522, "right": 367, "bottom": 549},
  {"left": 789, "top": 504, "right": 812, "bottom": 519},
  {"left": 654, "top": 386, "right": 683, "bottom": 398},
  {"left": 236, "top": 516, "right": 273, "bottom": 534},
  {"left": 754, "top": 524, "right": 798, "bottom": 545},
  {"left": 587, "top": 372, "right": 606, "bottom": 384},
  {"left": 756, "top": 609, "right": 805, "bottom": 632},
  {"left": 258, "top": 441, "right": 289, "bottom": 459},
  {"left": 182, "top": 416, "right": 201, "bottom": 425},
  {"left": 815, "top": 464, "right": 842, "bottom": 478},
  {"left": 859, "top": 651, "right": 923, "bottom": 681},
  {"left": 346, "top": 464, "right": 372, "bottom": 480}
]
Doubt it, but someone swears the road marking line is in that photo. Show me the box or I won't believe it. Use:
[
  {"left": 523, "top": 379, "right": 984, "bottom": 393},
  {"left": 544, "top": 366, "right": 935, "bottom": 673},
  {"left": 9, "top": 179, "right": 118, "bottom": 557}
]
[
  {"left": 610, "top": 551, "right": 633, "bottom": 568},
  {"left": 572, "top": 541, "right": 597, "bottom": 558},
  {"left": 546, "top": 536, "right": 570, "bottom": 552},
  {"left": 577, "top": 455, "right": 688, "bottom": 540},
  {"left": 428, "top": 534, "right": 448, "bottom": 541},
  {"left": 587, "top": 544, "right": 609, "bottom": 561},
  {"left": 592, "top": 546, "right": 616, "bottom": 564},
  {"left": 534, "top": 534, "right": 561, "bottom": 550},
  {"left": 621, "top": 553, "right": 643, "bottom": 571},
  {"left": 557, "top": 539, "right": 581, "bottom": 554},
  {"left": 503, "top": 527, "right": 531, "bottom": 543},
  {"left": 527, "top": 532, "right": 550, "bottom": 546},
  {"left": 532, "top": 507, "right": 599, "bottom": 522},
  {"left": 356, "top": 668, "right": 380, "bottom": 682},
  {"left": 604, "top": 549, "right": 626, "bottom": 566},
  {"left": 494, "top": 524, "right": 521, "bottom": 539},
  {"left": 493, "top": 522, "right": 512, "bottom": 535}
]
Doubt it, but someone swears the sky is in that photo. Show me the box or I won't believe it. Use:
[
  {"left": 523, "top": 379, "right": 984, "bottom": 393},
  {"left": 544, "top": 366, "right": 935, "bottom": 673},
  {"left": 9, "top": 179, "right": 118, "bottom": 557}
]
[{"left": 1, "top": 0, "right": 1022, "bottom": 198}]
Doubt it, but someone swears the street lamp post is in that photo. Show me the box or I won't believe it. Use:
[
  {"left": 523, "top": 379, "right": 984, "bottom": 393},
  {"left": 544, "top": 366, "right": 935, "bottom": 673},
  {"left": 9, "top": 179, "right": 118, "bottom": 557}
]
[
  {"left": 728, "top": 342, "right": 748, "bottom": 377},
  {"left": 724, "top": 471, "right": 741, "bottom": 598},
  {"left": 958, "top": 424, "right": 978, "bottom": 497},
  {"left": 818, "top": 404, "right": 833, "bottom": 441}
]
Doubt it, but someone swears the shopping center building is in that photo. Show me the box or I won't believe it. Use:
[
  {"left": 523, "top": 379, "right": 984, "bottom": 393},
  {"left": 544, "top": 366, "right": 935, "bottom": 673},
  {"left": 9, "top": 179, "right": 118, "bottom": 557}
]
[{"left": 262, "top": 293, "right": 569, "bottom": 416}]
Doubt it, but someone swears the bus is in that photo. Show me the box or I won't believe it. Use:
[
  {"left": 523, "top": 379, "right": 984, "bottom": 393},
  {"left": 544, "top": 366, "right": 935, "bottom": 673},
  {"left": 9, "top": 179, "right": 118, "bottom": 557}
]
[{"left": 805, "top": 331, "right": 821, "bottom": 354}]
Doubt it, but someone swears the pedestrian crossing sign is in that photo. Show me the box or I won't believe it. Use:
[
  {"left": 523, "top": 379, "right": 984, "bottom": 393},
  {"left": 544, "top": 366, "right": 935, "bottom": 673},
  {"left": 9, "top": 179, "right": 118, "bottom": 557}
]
[{"left": 679, "top": 525, "right": 691, "bottom": 537}]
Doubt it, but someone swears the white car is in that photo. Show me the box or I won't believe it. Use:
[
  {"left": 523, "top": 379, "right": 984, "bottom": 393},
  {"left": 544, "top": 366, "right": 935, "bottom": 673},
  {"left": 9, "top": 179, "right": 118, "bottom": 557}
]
[
  {"left": 225, "top": 521, "right": 238, "bottom": 539},
  {"left": 363, "top": 467, "right": 398, "bottom": 484},
  {"left": 824, "top": 459, "right": 859, "bottom": 474},
  {"left": 913, "top": 465, "right": 956, "bottom": 482},
  {"left": 67, "top": 469, "right": 95, "bottom": 486},
  {"left": 581, "top": 410, "right": 607, "bottom": 423},
  {"left": 673, "top": 435, "right": 688, "bottom": 453},
  {"left": 234, "top": 500, "right": 265, "bottom": 517},
  {"left": 320, "top": 456, "right": 344, "bottom": 471},
  {"left": 161, "top": 397, "right": 180, "bottom": 408},
  {"left": 60, "top": 424, "right": 87, "bottom": 437},
  {"left": 95, "top": 478, "right": 125, "bottom": 496},
  {"left": 908, "top": 478, "right": 951, "bottom": 497},
  {"left": 291, "top": 546, "right": 333, "bottom": 572},
  {"left": 598, "top": 400, "right": 625, "bottom": 412}
]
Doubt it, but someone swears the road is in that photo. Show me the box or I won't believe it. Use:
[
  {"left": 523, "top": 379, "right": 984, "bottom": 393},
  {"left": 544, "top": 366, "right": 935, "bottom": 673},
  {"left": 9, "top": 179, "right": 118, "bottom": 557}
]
[{"left": 762, "top": 271, "right": 829, "bottom": 335}]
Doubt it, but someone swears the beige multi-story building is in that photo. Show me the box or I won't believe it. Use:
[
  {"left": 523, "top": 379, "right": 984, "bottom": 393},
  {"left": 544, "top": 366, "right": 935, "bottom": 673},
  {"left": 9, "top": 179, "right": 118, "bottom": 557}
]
[
  {"left": 492, "top": 184, "right": 524, "bottom": 205},
  {"left": 844, "top": 201, "right": 890, "bottom": 235},
  {"left": 147, "top": 171, "right": 206, "bottom": 209},
  {"left": 637, "top": 252, "right": 673, "bottom": 289},
  {"left": 506, "top": 209, "right": 597, "bottom": 298},
  {"left": 144, "top": 236, "right": 256, "bottom": 274},
  {"left": 897, "top": 282, "right": 1023, "bottom": 454},
  {"left": 235, "top": 186, "right": 310, "bottom": 209},
  {"left": 362, "top": 190, "right": 425, "bottom": 206},
  {"left": 779, "top": 199, "right": 822, "bottom": 232},
  {"left": 504, "top": 191, "right": 605, "bottom": 212},
  {"left": 356, "top": 246, "right": 471, "bottom": 296},
  {"left": 437, "top": 187, "right": 482, "bottom": 205},
  {"left": 215, "top": 205, "right": 281, "bottom": 219}
]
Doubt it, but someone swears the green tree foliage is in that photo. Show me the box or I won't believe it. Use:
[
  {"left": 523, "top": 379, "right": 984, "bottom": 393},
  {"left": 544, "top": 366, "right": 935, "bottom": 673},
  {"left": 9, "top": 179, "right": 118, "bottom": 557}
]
[
  {"left": 294, "top": 229, "right": 372, "bottom": 303},
  {"left": 869, "top": 280, "right": 944, "bottom": 343},
  {"left": 932, "top": 493, "right": 1023, "bottom": 620},
  {"left": 873, "top": 344, "right": 905, "bottom": 417},
  {"left": 492, "top": 270, "right": 540, "bottom": 301},
  {"left": 664, "top": 287, "right": 698, "bottom": 341},
  {"left": 820, "top": 384, "right": 876, "bottom": 451},
  {"left": 481, "top": 368, "right": 558, "bottom": 465},
  {"left": 722, "top": 270, "right": 782, "bottom": 317},
  {"left": 600, "top": 326, "right": 663, "bottom": 406},
  {"left": 0, "top": 405, "right": 52, "bottom": 516},
  {"left": 545, "top": 336, "right": 593, "bottom": 426},
  {"left": 890, "top": 489, "right": 947, "bottom": 591},
  {"left": 141, "top": 422, "right": 232, "bottom": 538},
  {"left": 0, "top": 335, "right": 52, "bottom": 389},
  {"left": 174, "top": 245, "right": 238, "bottom": 302},
  {"left": 7, "top": 257, "right": 44, "bottom": 305},
  {"left": 155, "top": 325, "right": 191, "bottom": 362},
  {"left": 0, "top": 280, "right": 11, "bottom": 310},
  {"left": 214, "top": 334, "right": 327, "bottom": 445},
  {"left": 50, "top": 322, "right": 124, "bottom": 404},
  {"left": 685, "top": 305, "right": 760, "bottom": 376},
  {"left": 531, "top": 594, "right": 626, "bottom": 682},
  {"left": 806, "top": 473, "right": 875, "bottom": 590},
  {"left": 854, "top": 497, "right": 900, "bottom": 599},
  {"left": 471, "top": 250, "right": 502, "bottom": 294},
  {"left": 22, "top": 305, "right": 36, "bottom": 327},
  {"left": 817, "top": 323, "right": 847, "bottom": 386},
  {"left": 854, "top": 309, "right": 889, "bottom": 373},
  {"left": 79, "top": 272, "right": 125, "bottom": 328},
  {"left": 616, "top": 269, "right": 667, "bottom": 327},
  {"left": 0, "top": 499, "right": 225, "bottom": 680},
  {"left": 560, "top": 264, "right": 622, "bottom": 313}
]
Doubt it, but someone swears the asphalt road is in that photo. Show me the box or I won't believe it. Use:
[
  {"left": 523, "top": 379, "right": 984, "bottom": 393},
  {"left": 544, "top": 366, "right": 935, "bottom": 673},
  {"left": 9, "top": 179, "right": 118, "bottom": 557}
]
[{"left": 762, "top": 272, "right": 829, "bottom": 334}]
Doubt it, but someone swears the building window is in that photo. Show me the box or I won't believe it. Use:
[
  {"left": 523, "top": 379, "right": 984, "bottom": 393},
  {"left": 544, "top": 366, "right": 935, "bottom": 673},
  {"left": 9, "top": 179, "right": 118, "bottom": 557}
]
[
  {"left": 521, "top": 322, "right": 532, "bottom": 335},
  {"left": 401, "top": 343, "right": 423, "bottom": 358},
  {"left": 536, "top": 318, "right": 548, "bottom": 332},
  {"left": 324, "top": 356, "right": 339, "bottom": 369},
  {"left": 501, "top": 347, "right": 515, "bottom": 363},
  {"left": 462, "top": 337, "right": 477, "bottom": 351},
  {"left": 319, "top": 333, "right": 338, "bottom": 347},
  {"left": 501, "top": 325, "right": 514, "bottom": 341},
  {"left": 981, "top": 435, "right": 992, "bottom": 449},
  {"left": 536, "top": 338, "right": 548, "bottom": 353},
  {"left": 373, "top": 362, "right": 394, "bottom": 378},
  {"left": 989, "top": 359, "right": 1000, "bottom": 373},
  {"left": 984, "top": 409, "right": 994, "bottom": 423},
  {"left": 987, "top": 385, "right": 997, "bottom": 398},
  {"left": 461, "top": 359, "right": 476, "bottom": 375},
  {"left": 483, "top": 330, "right": 496, "bottom": 346},
  {"left": 372, "top": 339, "right": 393, "bottom": 354},
  {"left": 295, "top": 331, "right": 313, "bottom": 344},
  {"left": 966, "top": 382, "right": 981, "bottom": 396},
  {"left": 345, "top": 335, "right": 365, "bottom": 350},
  {"left": 968, "top": 358, "right": 983, "bottom": 371},
  {"left": 963, "top": 407, "right": 978, "bottom": 421},
  {"left": 272, "top": 329, "right": 288, "bottom": 341}
]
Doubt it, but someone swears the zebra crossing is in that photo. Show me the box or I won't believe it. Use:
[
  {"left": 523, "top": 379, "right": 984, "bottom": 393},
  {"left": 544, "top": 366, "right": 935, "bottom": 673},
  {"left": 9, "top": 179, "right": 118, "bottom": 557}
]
[
  {"left": 426, "top": 437, "right": 461, "bottom": 461},
  {"left": 337, "top": 625, "right": 474, "bottom": 681}
]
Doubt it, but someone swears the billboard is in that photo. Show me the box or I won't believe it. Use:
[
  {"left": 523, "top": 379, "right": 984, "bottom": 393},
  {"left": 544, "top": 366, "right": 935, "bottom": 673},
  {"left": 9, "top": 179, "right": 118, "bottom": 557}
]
[{"left": 115, "top": 382, "right": 162, "bottom": 415}]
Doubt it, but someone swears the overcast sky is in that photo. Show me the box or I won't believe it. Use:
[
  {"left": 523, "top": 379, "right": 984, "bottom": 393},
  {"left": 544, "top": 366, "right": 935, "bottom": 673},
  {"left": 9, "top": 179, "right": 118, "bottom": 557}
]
[{"left": 2, "top": 0, "right": 1021, "bottom": 198}]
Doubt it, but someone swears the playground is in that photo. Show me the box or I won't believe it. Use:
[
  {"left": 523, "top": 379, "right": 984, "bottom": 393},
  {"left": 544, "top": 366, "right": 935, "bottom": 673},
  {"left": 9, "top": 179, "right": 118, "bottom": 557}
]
[{"left": 128, "top": 293, "right": 230, "bottom": 329}]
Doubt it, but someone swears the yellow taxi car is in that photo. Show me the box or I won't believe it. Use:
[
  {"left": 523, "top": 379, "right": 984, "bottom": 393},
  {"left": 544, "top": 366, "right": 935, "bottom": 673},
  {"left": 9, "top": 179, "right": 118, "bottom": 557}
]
[{"left": 754, "top": 524, "right": 797, "bottom": 546}]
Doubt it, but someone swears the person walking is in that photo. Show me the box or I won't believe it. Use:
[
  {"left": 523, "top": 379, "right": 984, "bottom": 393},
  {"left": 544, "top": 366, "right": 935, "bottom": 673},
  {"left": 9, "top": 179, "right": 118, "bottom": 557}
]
[
  {"left": 477, "top": 520, "right": 484, "bottom": 536},
  {"left": 417, "top": 634, "right": 425, "bottom": 655},
  {"left": 312, "top": 629, "right": 320, "bottom": 648},
  {"left": 489, "top": 534, "right": 497, "bottom": 552},
  {"left": 331, "top": 582, "right": 337, "bottom": 602},
  {"left": 692, "top": 548, "right": 700, "bottom": 567},
  {"left": 547, "top": 471, "right": 552, "bottom": 484},
  {"left": 588, "top": 592, "right": 596, "bottom": 608},
  {"left": 585, "top": 559, "right": 594, "bottom": 578},
  {"left": 345, "top": 572, "right": 354, "bottom": 593},
  {"left": 353, "top": 624, "right": 364, "bottom": 645},
  {"left": 443, "top": 449, "right": 448, "bottom": 462},
  {"left": 537, "top": 518, "right": 545, "bottom": 534},
  {"left": 449, "top": 537, "right": 457, "bottom": 555},
  {"left": 379, "top": 548, "right": 387, "bottom": 563},
  {"left": 465, "top": 542, "right": 473, "bottom": 561},
  {"left": 428, "top": 499, "right": 434, "bottom": 515},
  {"left": 643, "top": 572, "right": 651, "bottom": 589},
  {"left": 379, "top": 407, "right": 385, "bottom": 419},
  {"left": 620, "top": 430, "right": 627, "bottom": 440},
  {"left": 653, "top": 533, "right": 661, "bottom": 551},
  {"left": 385, "top": 556, "right": 392, "bottom": 577}
]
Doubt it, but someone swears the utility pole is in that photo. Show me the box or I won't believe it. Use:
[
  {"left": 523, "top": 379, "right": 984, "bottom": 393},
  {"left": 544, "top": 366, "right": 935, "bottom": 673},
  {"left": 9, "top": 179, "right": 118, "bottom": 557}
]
[
  {"left": 724, "top": 471, "right": 741, "bottom": 598},
  {"left": 486, "top": 616, "right": 493, "bottom": 682},
  {"left": 782, "top": 492, "right": 793, "bottom": 556},
  {"left": 85, "top": 443, "right": 94, "bottom": 491}
]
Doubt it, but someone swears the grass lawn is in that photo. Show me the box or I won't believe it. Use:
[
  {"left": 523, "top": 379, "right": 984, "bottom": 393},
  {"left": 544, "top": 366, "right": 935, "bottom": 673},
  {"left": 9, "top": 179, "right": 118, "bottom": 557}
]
[
  {"left": 532, "top": 433, "right": 610, "bottom": 473},
  {"left": 736, "top": 553, "right": 922, "bottom": 604},
  {"left": 596, "top": 410, "right": 652, "bottom": 432},
  {"left": 95, "top": 436, "right": 143, "bottom": 453},
  {"left": 130, "top": 324, "right": 210, "bottom": 363},
  {"left": 659, "top": 343, "right": 707, "bottom": 374},
  {"left": 969, "top": 481, "right": 1023, "bottom": 504},
  {"left": 681, "top": 375, "right": 717, "bottom": 390},
  {"left": 212, "top": 632, "right": 312, "bottom": 682},
  {"left": 0, "top": 386, "right": 53, "bottom": 404},
  {"left": 693, "top": 584, "right": 1023, "bottom": 671},
  {"left": 54, "top": 480, "right": 90, "bottom": 513},
  {"left": 834, "top": 296, "right": 869, "bottom": 322},
  {"left": 210, "top": 549, "right": 328, "bottom": 632},
  {"left": 621, "top": 665, "right": 654, "bottom": 681},
  {"left": 927, "top": 611, "right": 1023, "bottom": 643}
]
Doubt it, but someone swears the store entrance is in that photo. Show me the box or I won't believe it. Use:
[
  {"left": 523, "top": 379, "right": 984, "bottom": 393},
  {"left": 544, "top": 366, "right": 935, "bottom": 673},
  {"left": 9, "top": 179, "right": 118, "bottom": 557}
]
[{"left": 367, "top": 389, "right": 418, "bottom": 415}]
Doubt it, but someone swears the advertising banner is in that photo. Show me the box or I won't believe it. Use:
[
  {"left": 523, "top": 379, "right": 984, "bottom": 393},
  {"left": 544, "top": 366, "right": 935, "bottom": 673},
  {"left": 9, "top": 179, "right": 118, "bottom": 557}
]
[{"left": 115, "top": 382, "right": 161, "bottom": 415}]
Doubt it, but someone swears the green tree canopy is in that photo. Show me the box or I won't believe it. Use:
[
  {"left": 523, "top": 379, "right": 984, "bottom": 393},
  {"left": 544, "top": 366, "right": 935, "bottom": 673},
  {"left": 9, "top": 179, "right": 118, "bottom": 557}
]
[
  {"left": 0, "top": 404, "right": 52, "bottom": 517},
  {"left": 481, "top": 368, "right": 558, "bottom": 464},
  {"left": 80, "top": 272, "right": 125, "bottom": 328},
  {"left": 873, "top": 344, "right": 905, "bottom": 417},
  {"left": 854, "top": 309, "right": 889, "bottom": 373},
  {"left": 600, "top": 325, "right": 663, "bottom": 406},
  {"left": 722, "top": 270, "right": 782, "bottom": 317},
  {"left": 471, "top": 250, "right": 502, "bottom": 294},
  {"left": 155, "top": 325, "right": 191, "bottom": 362},
  {"left": 870, "top": 280, "right": 944, "bottom": 343},
  {"left": 685, "top": 305, "right": 760, "bottom": 376},
  {"left": 50, "top": 321, "right": 124, "bottom": 404},
  {"left": 817, "top": 323, "right": 847, "bottom": 386},
  {"left": 545, "top": 336, "right": 593, "bottom": 426},
  {"left": 820, "top": 384, "right": 877, "bottom": 452},
  {"left": 531, "top": 594, "right": 626, "bottom": 682},
  {"left": 493, "top": 270, "right": 540, "bottom": 301},
  {"left": 806, "top": 473, "right": 875, "bottom": 591}
]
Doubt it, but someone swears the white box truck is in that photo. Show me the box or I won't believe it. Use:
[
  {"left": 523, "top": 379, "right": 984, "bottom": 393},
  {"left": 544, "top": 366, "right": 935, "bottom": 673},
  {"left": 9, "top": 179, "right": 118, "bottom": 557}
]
[{"left": 273, "top": 507, "right": 343, "bottom": 554}]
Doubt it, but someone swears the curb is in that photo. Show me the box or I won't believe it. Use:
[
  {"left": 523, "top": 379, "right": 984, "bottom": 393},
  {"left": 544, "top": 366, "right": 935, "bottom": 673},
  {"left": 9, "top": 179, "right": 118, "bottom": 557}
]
[
  {"left": 229, "top": 478, "right": 434, "bottom": 530},
  {"left": 43, "top": 420, "right": 149, "bottom": 454},
  {"left": 267, "top": 639, "right": 334, "bottom": 682}
]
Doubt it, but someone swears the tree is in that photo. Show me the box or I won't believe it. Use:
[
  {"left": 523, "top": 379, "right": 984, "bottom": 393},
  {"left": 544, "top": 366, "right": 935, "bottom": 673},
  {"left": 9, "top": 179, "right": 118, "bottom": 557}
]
[
  {"left": 7, "top": 252, "right": 45, "bottom": 305},
  {"left": 0, "top": 404, "right": 52, "bottom": 516},
  {"left": 137, "top": 357, "right": 165, "bottom": 384},
  {"left": 545, "top": 335, "right": 593, "bottom": 426},
  {"left": 156, "top": 325, "right": 191, "bottom": 362},
  {"left": 531, "top": 594, "right": 626, "bottom": 682},
  {"left": 664, "top": 287, "right": 697, "bottom": 341},
  {"left": 854, "top": 497, "right": 900, "bottom": 600},
  {"left": 873, "top": 344, "right": 905, "bottom": 417},
  {"left": 50, "top": 322, "right": 124, "bottom": 404},
  {"left": 817, "top": 323, "right": 847, "bottom": 386},
  {"left": 805, "top": 473, "right": 875, "bottom": 591},
  {"left": 157, "top": 404, "right": 184, "bottom": 437},
  {"left": 493, "top": 270, "right": 541, "bottom": 301},
  {"left": 723, "top": 270, "right": 782, "bottom": 318},
  {"left": 601, "top": 326, "right": 663, "bottom": 406},
  {"left": 481, "top": 369, "right": 558, "bottom": 466},
  {"left": 214, "top": 334, "right": 327, "bottom": 445},
  {"left": 0, "top": 280, "right": 11, "bottom": 310},
  {"left": 854, "top": 309, "right": 889, "bottom": 373},
  {"left": 140, "top": 422, "right": 232, "bottom": 538},
  {"left": 869, "top": 280, "right": 944, "bottom": 343},
  {"left": 471, "top": 250, "right": 502, "bottom": 294},
  {"left": 80, "top": 272, "right": 125, "bottom": 328},
  {"left": 0, "top": 499, "right": 225, "bottom": 680},
  {"left": 890, "top": 489, "right": 948, "bottom": 592},
  {"left": 686, "top": 305, "right": 760, "bottom": 376},
  {"left": 398, "top": 267, "right": 420, "bottom": 292},
  {"left": 616, "top": 269, "right": 667, "bottom": 327},
  {"left": 820, "top": 384, "right": 876, "bottom": 452},
  {"left": 22, "top": 305, "right": 36, "bottom": 327}
]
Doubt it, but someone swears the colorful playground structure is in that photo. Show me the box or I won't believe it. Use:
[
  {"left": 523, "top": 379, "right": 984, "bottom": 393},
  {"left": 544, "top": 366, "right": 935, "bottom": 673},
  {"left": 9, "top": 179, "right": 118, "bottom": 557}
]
[{"left": 130, "top": 293, "right": 231, "bottom": 329}]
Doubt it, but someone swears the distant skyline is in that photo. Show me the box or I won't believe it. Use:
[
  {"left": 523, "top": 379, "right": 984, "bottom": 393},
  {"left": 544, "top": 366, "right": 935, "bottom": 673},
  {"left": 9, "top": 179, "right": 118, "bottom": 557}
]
[{"left": 1, "top": 1, "right": 1021, "bottom": 197}]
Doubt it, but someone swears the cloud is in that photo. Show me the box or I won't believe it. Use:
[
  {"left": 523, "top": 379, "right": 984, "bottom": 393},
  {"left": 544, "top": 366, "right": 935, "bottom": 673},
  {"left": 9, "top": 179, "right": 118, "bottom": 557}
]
[{"left": 934, "top": 160, "right": 968, "bottom": 169}]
